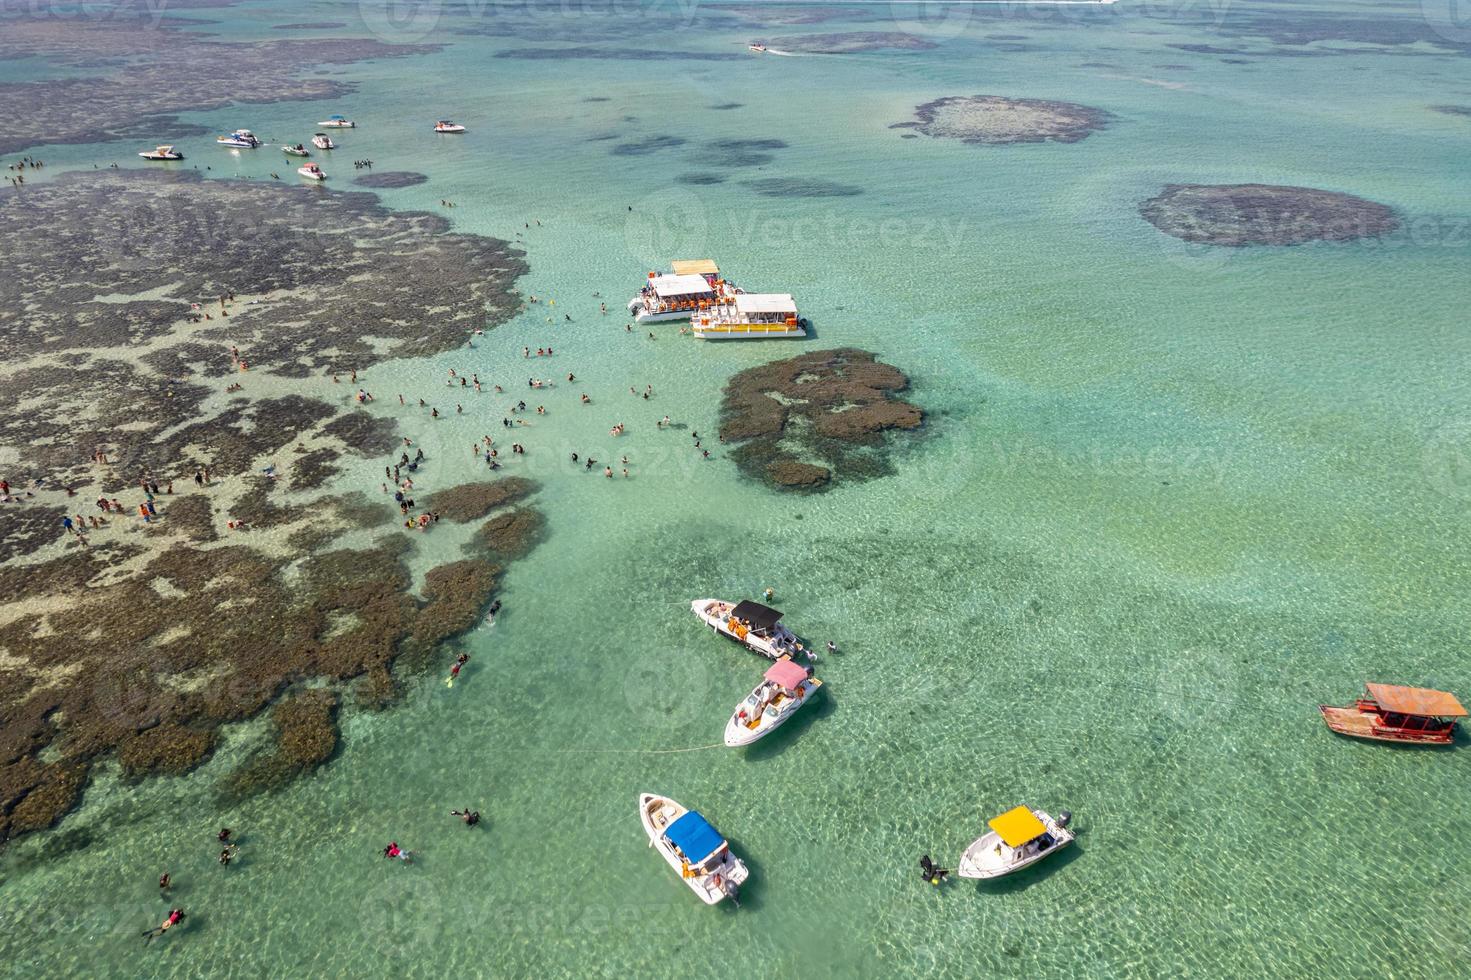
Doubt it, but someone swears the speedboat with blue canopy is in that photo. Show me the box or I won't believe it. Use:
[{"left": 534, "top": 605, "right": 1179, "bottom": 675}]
[{"left": 639, "top": 793, "right": 749, "bottom": 905}]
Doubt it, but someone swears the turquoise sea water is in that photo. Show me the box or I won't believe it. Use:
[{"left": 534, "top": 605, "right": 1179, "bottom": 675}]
[{"left": 3, "top": 0, "right": 1471, "bottom": 975}]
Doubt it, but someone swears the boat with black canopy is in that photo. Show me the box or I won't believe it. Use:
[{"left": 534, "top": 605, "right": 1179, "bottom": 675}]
[{"left": 691, "top": 598, "right": 806, "bottom": 661}]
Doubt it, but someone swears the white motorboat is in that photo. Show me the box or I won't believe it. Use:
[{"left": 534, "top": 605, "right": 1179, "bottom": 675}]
[
  {"left": 319, "top": 114, "right": 355, "bottom": 128},
  {"left": 748, "top": 44, "right": 767, "bottom": 53},
  {"left": 724, "top": 656, "right": 822, "bottom": 747},
  {"left": 639, "top": 793, "right": 749, "bottom": 906},
  {"left": 311, "top": 133, "right": 336, "bottom": 150},
  {"left": 957, "top": 806, "right": 1074, "bottom": 880},
  {"left": 693, "top": 293, "right": 806, "bottom": 340},
  {"left": 282, "top": 143, "right": 310, "bottom": 157},
  {"left": 217, "top": 129, "right": 261, "bottom": 148},
  {"left": 627, "top": 261, "right": 732, "bottom": 323},
  {"left": 434, "top": 120, "right": 467, "bottom": 133},
  {"left": 298, "top": 163, "right": 326, "bottom": 181},
  {"left": 138, "top": 144, "right": 183, "bottom": 160},
  {"left": 691, "top": 598, "right": 807, "bottom": 662}
]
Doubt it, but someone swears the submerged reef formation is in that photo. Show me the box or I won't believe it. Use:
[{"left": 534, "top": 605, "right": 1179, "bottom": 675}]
[
  {"left": 892, "top": 95, "right": 1113, "bottom": 145},
  {"left": 352, "top": 171, "right": 431, "bottom": 189},
  {"left": 0, "top": 2, "right": 435, "bottom": 155},
  {"left": 0, "top": 171, "right": 536, "bottom": 841},
  {"left": 719, "top": 348, "right": 923, "bottom": 491},
  {"left": 1138, "top": 183, "right": 1400, "bottom": 246},
  {"left": 763, "top": 32, "right": 938, "bottom": 54}
]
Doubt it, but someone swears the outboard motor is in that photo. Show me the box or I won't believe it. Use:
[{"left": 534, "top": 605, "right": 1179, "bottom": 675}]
[{"left": 1057, "top": 811, "right": 1072, "bottom": 829}]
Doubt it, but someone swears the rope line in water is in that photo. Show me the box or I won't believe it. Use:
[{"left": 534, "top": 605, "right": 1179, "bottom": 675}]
[{"left": 536, "top": 741, "right": 727, "bottom": 755}]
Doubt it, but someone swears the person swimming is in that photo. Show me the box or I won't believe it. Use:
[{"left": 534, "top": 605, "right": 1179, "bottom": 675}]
[
  {"left": 919, "top": 855, "right": 950, "bottom": 886},
  {"left": 451, "top": 808, "right": 481, "bottom": 826},
  {"left": 142, "top": 908, "right": 185, "bottom": 944},
  {"left": 383, "top": 842, "right": 411, "bottom": 862}
]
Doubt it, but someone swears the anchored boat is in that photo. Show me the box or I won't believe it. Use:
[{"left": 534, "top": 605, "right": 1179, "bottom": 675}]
[
  {"left": 434, "top": 120, "right": 467, "bottom": 133},
  {"left": 311, "top": 133, "right": 336, "bottom": 150},
  {"left": 694, "top": 293, "right": 805, "bottom": 340},
  {"left": 217, "top": 129, "right": 261, "bottom": 148},
  {"left": 297, "top": 163, "right": 326, "bottom": 181},
  {"left": 724, "top": 656, "right": 822, "bottom": 747},
  {"left": 282, "top": 143, "right": 310, "bottom": 157},
  {"left": 639, "top": 793, "right": 749, "bottom": 905},
  {"left": 319, "top": 114, "right": 355, "bottom": 128},
  {"left": 138, "top": 144, "right": 183, "bottom": 160},
  {"left": 692, "top": 598, "right": 806, "bottom": 662},
  {"left": 1320, "top": 683, "right": 1465, "bottom": 744},
  {"left": 957, "top": 806, "right": 1074, "bottom": 880}
]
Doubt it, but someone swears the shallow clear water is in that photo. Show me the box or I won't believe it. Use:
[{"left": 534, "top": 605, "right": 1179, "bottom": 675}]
[{"left": 3, "top": 0, "right": 1471, "bottom": 975}]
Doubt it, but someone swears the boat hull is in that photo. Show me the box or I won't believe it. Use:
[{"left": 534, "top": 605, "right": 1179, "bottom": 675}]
[
  {"left": 723, "top": 676, "right": 821, "bottom": 746},
  {"left": 638, "top": 793, "right": 747, "bottom": 905},
  {"left": 957, "top": 810, "right": 1074, "bottom": 880},
  {"left": 694, "top": 324, "right": 806, "bottom": 340},
  {"left": 1318, "top": 705, "right": 1455, "bottom": 744},
  {"left": 691, "top": 598, "right": 800, "bottom": 662},
  {"left": 631, "top": 306, "right": 694, "bottom": 324}
]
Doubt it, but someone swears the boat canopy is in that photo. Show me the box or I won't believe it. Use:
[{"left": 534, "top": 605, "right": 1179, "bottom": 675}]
[
  {"left": 733, "top": 293, "right": 797, "bottom": 315},
  {"left": 329, "top": 114, "right": 348, "bottom": 120},
  {"left": 765, "top": 658, "right": 808, "bottom": 691},
  {"left": 1366, "top": 684, "right": 1466, "bottom": 717},
  {"left": 664, "top": 811, "right": 724, "bottom": 865},
  {"left": 988, "top": 806, "right": 1047, "bottom": 847},
  {"left": 650, "top": 274, "right": 716, "bottom": 298},
  {"left": 730, "top": 600, "right": 782, "bottom": 631},
  {"left": 671, "top": 259, "right": 719, "bottom": 277}
]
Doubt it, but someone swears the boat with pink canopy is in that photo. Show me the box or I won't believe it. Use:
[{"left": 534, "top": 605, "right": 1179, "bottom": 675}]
[{"left": 724, "top": 655, "right": 822, "bottom": 747}]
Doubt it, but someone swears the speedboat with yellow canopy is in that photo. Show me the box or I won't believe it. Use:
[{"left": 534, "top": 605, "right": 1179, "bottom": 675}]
[
  {"left": 639, "top": 793, "right": 749, "bottom": 905},
  {"left": 691, "top": 598, "right": 805, "bottom": 661},
  {"left": 957, "top": 805, "right": 1073, "bottom": 880},
  {"left": 724, "top": 655, "right": 822, "bottom": 747}
]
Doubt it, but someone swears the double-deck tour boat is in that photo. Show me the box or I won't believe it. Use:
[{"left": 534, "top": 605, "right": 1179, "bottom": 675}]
[
  {"left": 311, "top": 133, "right": 336, "bottom": 150},
  {"left": 639, "top": 794, "right": 749, "bottom": 905},
  {"left": 1319, "top": 683, "right": 1465, "bottom": 744},
  {"left": 297, "top": 163, "right": 326, "bottom": 181},
  {"left": 217, "top": 129, "right": 261, "bottom": 148},
  {"left": 319, "top": 114, "right": 355, "bottom": 128},
  {"left": 138, "top": 144, "right": 183, "bottom": 160},
  {"left": 957, "top": 806, "right": 1074, "bottom": 880},
  {"left": 693, "top": 293, "right": 806, "bottom": 340},
  {"left": 724, "top": 656, "right": 822, "bottom": 747},
  {"left": 434, "top": 120, "right": 467, "bottom": 133},
  {"left": 628, "top": 260, "right": 730, "bottom": 323},
  {"left": 691, "top": 598, "right": 806, "bottom": 661}
]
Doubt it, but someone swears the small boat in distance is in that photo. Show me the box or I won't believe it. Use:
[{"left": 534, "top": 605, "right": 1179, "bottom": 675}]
[
  {"left": 749, "top": 43, "right": 767, "bottom": 53},
  {"left": 1320, "top": 683, "right": 1465, "bottom": 744},
  {"left": 282, "top": 143, "right": 310, "bottom": 157},
  {"left": 217, "top": 129, "right": 261, "bottom": 148},
  {"left": 138, "top": 144, "right": 183, "bottom": 160},
  {"left": 957, "top": 806, "right": 1074, "bottom": 880},
  {"left": 692, "top": 598, "right": 806, "bottom": 662},
  {"left": 639, "top": 793, "right": 749, "bottom": 906},
  {"left": 694, "top": 293, "right": 806, "bottom": 340},
  {"left": 724, "top": 656, "right": 822, "bottom": 747},
  {"left": 298, "top": 163, "right": 326, "bottom": 181},
  {"left": 311, "top": 133, "right": 336, "bottom": 150},
  {"left": 434, "top": 120, "right": 467, "bottom": 133},
  {"left": 319, "top": 114, "right": 355, "bottom": 128}
]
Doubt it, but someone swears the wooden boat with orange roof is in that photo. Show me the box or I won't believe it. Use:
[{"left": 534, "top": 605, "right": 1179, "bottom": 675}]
[{"left": 1319, "top": 683, "right": 1465, "bottom": 745}]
